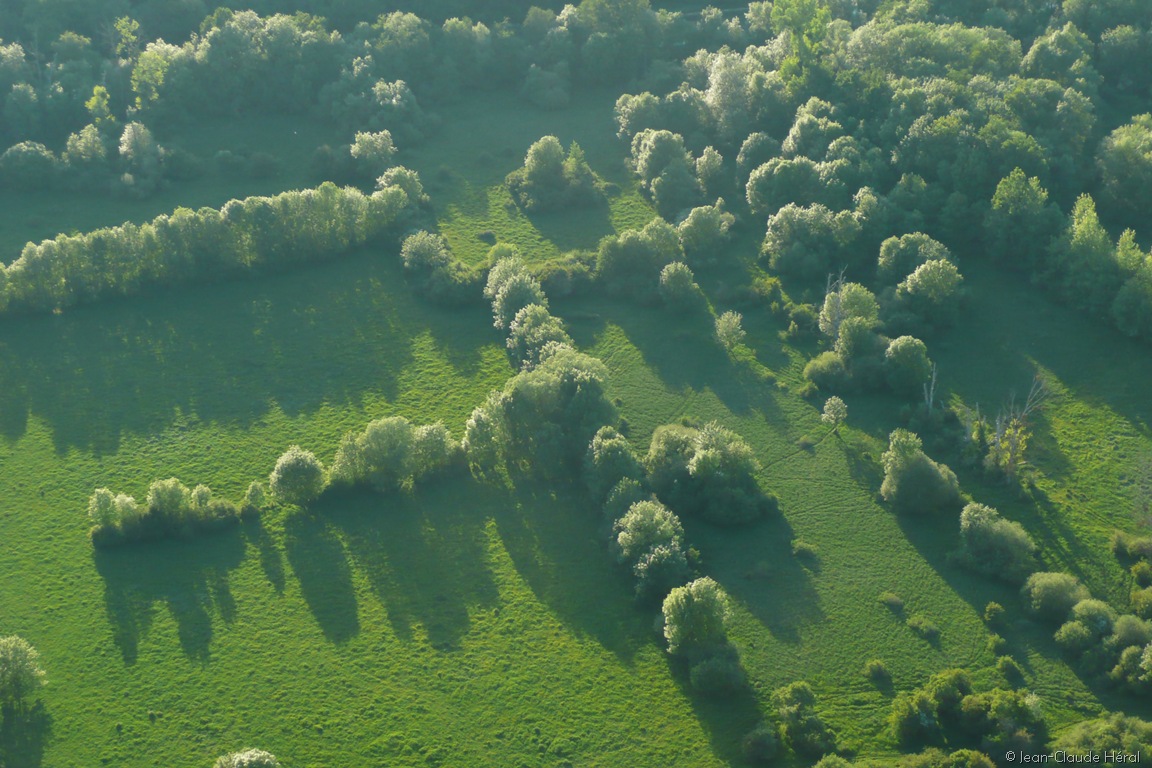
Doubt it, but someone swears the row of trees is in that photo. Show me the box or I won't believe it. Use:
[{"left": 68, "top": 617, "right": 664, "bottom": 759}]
[
  {"left": 2, "top": 181, "right": 414, "bottom": 315},
  {"left": 87, "top": 478, "right": 263, "bottom": 547}
]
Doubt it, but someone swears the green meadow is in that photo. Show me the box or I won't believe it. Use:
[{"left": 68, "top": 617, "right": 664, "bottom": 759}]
[{"left": 1, "top": 83, "right": 1150, "bottom": 768}]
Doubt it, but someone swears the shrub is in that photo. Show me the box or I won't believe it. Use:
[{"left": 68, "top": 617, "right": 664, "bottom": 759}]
[
  {"left": 243, "top": 482, "right": 266, "bottom": 514},
  {"left": 742, "top": 724, "right": 778, "bottom": 764},
  {"left": 213, "top": 750, "right": 280, "bottom": 768},
  {"left": 987, "top": 634, "right": 1007, "bottom": 655},
  {"left": 0, "top": 635, "right": 46, "bottom": 708},
  {"left": 880, "top": 430, "right": 962, "bottom": 515},
  {"left": 0, "top": 141, "right": 59, "bottom": 189},
  {"left": 399, "top": 231, "right": 476, "bottom": 304},
  {"left": 957, "top": 502, "right": 1037, "bottom": 582},
  {"left": 596, "top": 218, "right": 684, "bottom": 298},
  {"left": 662, "top": 577, "right": 731, "bottom": 656},
  {"left": 880, "top": 591, "right": 905, "bottom": 613},
  {"left": 895, "top": 259, "right": 965, "bottom": 331},
  {"left": 147, "top": 477, "right": 191, "bottom": 521},
  {"left": 331, "top": 416, "right": 455, "bottom": 491},
  {"left": 715, "top": 310, "right": 746, "bottom": 351},
  {"left": 983, "top": 602, "right": 1005, "bottom": 627},
  {"left": 632, "top": 543, "right": 691, "bottom": 602},
  {"left": 997, "top": 655, "right": 1024, "bottom": 681},
  {"left": 269, "top": 445, "right": 326, "bottom": 505},
  {"left": 804, "top": 351, "right": 849, "bottom": 391},
  {"left": 506, "top": 135, "right": 601, "bottom": 211},
  {"left": 492, "top": 271, "right": 548, "bottom": 331},
  {"left": 907, "top": 614, "right": 941, "bottom": 642},
  {"left": 814, "top": 757, "right": 852, "bottom": 768},
  {"left": 775, "top": 681, "right": 837, "bottom": 757},
  {"left": 1055, "top": 714, "right": 1152, "bottom": 758},
  {"left": 1021, "top": 572, "right": 1090, "bottom": 623},
  {"left": 878, "top": 233, "right": 952, "bottom": 283},
  {"left": 677, "top": 201, "right": 734, "bottom": 267},
  {"left": 865, "top": 659, "right": 890, "bottom": 684},
  {"left": 690, "top": 651, "right": 746, "bottom": 696},
  {"left": 1054, "top": 620, "right": 1094, "bottom": 654},
  {"left": 349, "top": 129, "right": 396, "bottom": 178}
]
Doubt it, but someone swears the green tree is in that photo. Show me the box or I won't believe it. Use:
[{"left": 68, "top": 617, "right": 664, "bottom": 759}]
[
  {"left": 0, "top": 635, "right": 46, "bottom": 709},
  {"left": 715, "top": 310, "right": 746, "bottom": 351},
  {"left": 213, "top": 750, "right": 280, "bottom": 768},
  {"left": 985, "top": 169, "right": 1063, "bottom": 273},
  {"left": 1098, "top": 115, "right": 1152, "bottom": 228},
  {"left": 881, "top": 429, "right": 961, "bottom": 514},
  {"left": 269, "top": 445, "right": 326, "bottom": 505},
  {"left": 662, "top": 577, "right": 731, "bottom": 655}
]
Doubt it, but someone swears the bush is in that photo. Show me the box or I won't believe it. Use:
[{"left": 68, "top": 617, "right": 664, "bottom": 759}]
[
  {"left": 269, "top": 445, "right": 326, "bottom": 505},
  {"left": 1021, "top": 572, "right": 1090, "bottom": 623},
  {"left": 880, "top": 430, "right": 962, "bottom": 515},
  {"left": 1055, "top": 714, "right": 1152, "bottom": 759},
  {"left": 632, "top": 543, "right": 691, "bottom": 602},
  {"left": 677, "top": 201, "right": 734, "bottom": 267},
  {"left": 613, "top": 500, "right": 684, "bottom": 565},
  {"left": 957, "top": 502, "right": 1037, "bottom": 582},
  {"left": 0, "top": 141, "right": 59, "bottom": 189},
  {"left": 814, "top": 757, "right": 852, "bottom": 768},
  {"left": 741, "top": 724, "right": 779, "bottom": 764},
  {"left": 596, "top": 218, "right": 684, "bottom": 298},
  {"left": 492, "top": 271, "right": 548, "bottom": 331},
  {"left": 213, "top": 750, "right": 280, "bottom": 768},
  {"left": 983, "top": 602, "right": 1005, "bottom": 627},
  {"left": 662, "top": 577, "right": 731, "bottom": 656},
  {"left": 804, "top": 351, "right": 850, "bottom": 391},
  {"left": 996, "top": 655, "right": 1024, "bottom": 681},
  {"left": 506, "top": 135, "right": 601, "bottom": 211},
  {"left": 878, "top": 233, "right": 952, "bottom": 283},
  {"left": 645, "top": 422, "right": 775, "bottom": 526},
  {"left": 348, "top": 129, "right": 396, "bottom": 179},
  {"left": 400, "top": 231, "right": 477, "bottom": 304},
  {"left": 331, "top": 416, "right": 455, "bottom": 491},
  {"left": 775, "top": 681, "right": 837, "bottom": 757},
  {"left": 0, "top": 635, "right": 46, "bottom": 708},
  {"left": 865, "top": 659, "right": 890, "bottom": 684},
  {"left": 907, "top": 614, "right": 941, "bottom": 642},
  {"left": 690, "top": 651, "right": 747, "bottom": 696}
]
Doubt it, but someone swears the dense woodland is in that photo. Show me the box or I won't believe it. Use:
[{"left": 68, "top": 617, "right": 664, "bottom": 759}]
[{"left": 3, "top": 0, "right": 1152, "bottom": 767}]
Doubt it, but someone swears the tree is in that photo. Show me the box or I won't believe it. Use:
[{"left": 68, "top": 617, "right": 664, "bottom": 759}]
[
  {"left": 822, "top": 396, "right": 847, "bottom": 432},
  {"left": 269, "top": 445, "right": 326, "bottom": 505},
  {"left": 213, "top": 750, "right": 280, "bottom": 768},
  {"left": 1021, "top": 572, "right": 1089, "bottom": 623},
  {"left": 1098, "top": 115, "right": 1152, "bottom": 228},
  {"left": 895, "top": 260, "right": 965, "bottom": 331},
  {"left": 507, "top": 135, "right": 600, "bottom": 211},
  {"left": 349, "top": 129, "right": 396, "bottom": 178},
  {"left": 775, "top": 681, "right": 837, "bottom": 757},
  {"left": 659, "top": 262, "right": 701, "bottom": 307},
  {"left": 881, "top": 429, "right": 962, "bottom": 515},
  {"left": 819, "top": 279, "right": 878, "bottom": 340},
  {"left": 884, "top": 336, "right": 932, "bottom": 394},
  {"left": 677, "top": 201, "right": 734, "bottom": 267},
  {"left": 957, "top": 502, "right": 1036, "bottom": 582},
  {"left": 0, "top": 635, "right": 46, "bottom": 709},
  {"left": 613, "top": 499, "right": 684, "bottom": 564},
  {"left": 762, "top": 203, "right": 861, "bottom": 282},
  {"left": 877, "top": 233, "right": 952, "bottom": 283},
  {"left": 715, "top": 310, "right": 745, "bottom": 351},
  {"left": 662, "top": 576, "right": 731, "bottom": 655},
  {"left": 585, "top": 425, "right": 645, "bottom": 503},
  {"left": 985, "top": 170, "right": 1063, "bottom": 273},
  {"left": 492, "top": 271, "right": 547, "bottom": 330},
  {"left": 506, "top": 304, "right": 572, "bottom": 369}
]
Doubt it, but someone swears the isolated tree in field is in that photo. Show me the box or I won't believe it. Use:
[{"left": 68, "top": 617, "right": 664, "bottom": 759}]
[
  {"left": 269, "top": 445, "right": 326, "bottom": 505},
  {"left": 716, "top": 311, "right": 745, "bottom": 351},
  {"left": 507, "top": 135, "right": 599, "bottom": 211},
  {"left": 0, "top": 635, "right": 45, "bottom": 708},
  {"left": 822, "top": 396, "right": 847, "bottom": 432},
  {"left": 881, "top": 429, "right": 961, "bottom": 515},
  {"left": 957, "top": 502, "right": 1036, "bottom": 582},
  {"left": 213, "top": 750, "right": 280, "bottom": 768},
  {"left": 662, "top": 577, "right": 731, "bottom": 655}
]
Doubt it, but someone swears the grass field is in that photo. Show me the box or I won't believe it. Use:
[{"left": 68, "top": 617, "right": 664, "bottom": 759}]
[{"left": 2, "top": 82, "right": 1152, "bottom": 768}]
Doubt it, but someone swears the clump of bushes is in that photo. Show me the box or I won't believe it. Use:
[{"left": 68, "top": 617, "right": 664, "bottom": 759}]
[
  {"left": 400, "top": 231, "right": 479, "bottom": 304},
  {"left": 88, "top": 479, "right": 242, "bottom": 547},
  {"left": 612, "top": 499, "right": 690, "bottom": 601},
  {"left": 1020, "top": 572, "right": 1089, "bottom": 623},
  {"left": 506, "top": 135, "right": 602, "bottom": 212},
  {"left": 880, "top": 429, "right": 962, "bottom": 515},
  {"left": 646, "top": 421, "right": 776, "bottom": 525},
  {"left": 330, "top": 416, "right": 458, "bottom": 492},
  {"left": 956, "top": 502, "right": 1037, "bottom": 582},
  {"left": 774, "top": 681, "right": 837, "bottom": 757},
  {"left": 213, "top": 750, "right": 280, "bottom": 768},
  {"left": 741, "top": 724, "right": 778, "bottom": 764}
]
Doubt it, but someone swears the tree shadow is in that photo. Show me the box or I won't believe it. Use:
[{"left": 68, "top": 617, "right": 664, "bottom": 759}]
[
  {"left": 322, "top": 471, "right": 501, "bottom": 649},
  {"left": 282, "top": 511, "right": 360, "bottom": 645},
  {"left": 491, "top": 472, "right": 652, "bottom": 662},
  {"left": 0, "top": 702, "right": 51, "bottom": 768},
  {"left": 0, "top": 251, "right": 495, "bottom": 454},
  {"left": 669, "top": 657, "right": 765, "bottom": 767},
  {"left": 242, "top": 516, "right": 285, "bottom": 594},
  {"left": 522, "top": 201, "right": 616, "bottom": 254},
  {"left": 93, "top": 530, "right": 246, "bottom": 664},
  {"left": 686, "top": 513, "right": 824, "bottom": 645}
]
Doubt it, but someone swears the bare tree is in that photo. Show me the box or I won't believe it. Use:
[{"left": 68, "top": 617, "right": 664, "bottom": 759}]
[{"left": 985, "top": 376, "right": 1049, "bottom": 481}]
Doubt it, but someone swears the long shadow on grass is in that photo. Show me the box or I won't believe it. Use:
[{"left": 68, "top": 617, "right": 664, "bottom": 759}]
[
  {"left": 0, "top": 252, "right": 496, "bottom": 454},
  {"left": 672, "top": 658, "right": 765, "bottom": 768},
  {"left": 321, "top": 472, "right": 499, "bottom": 649},
  {"left": 283, "top": 511, "right": 360, "bottom": 644},
  {"left": 685, "top": 514, "right": 824, "bottom": 645},
  {"left": 0, "top": 702, "right": 50, "bottom": 768},
  {"left": 491, "top": 471, "right": 650, "bottom": 662},
  {"left": 94, "top": 530, "right": 246, "bottom": 664}
]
